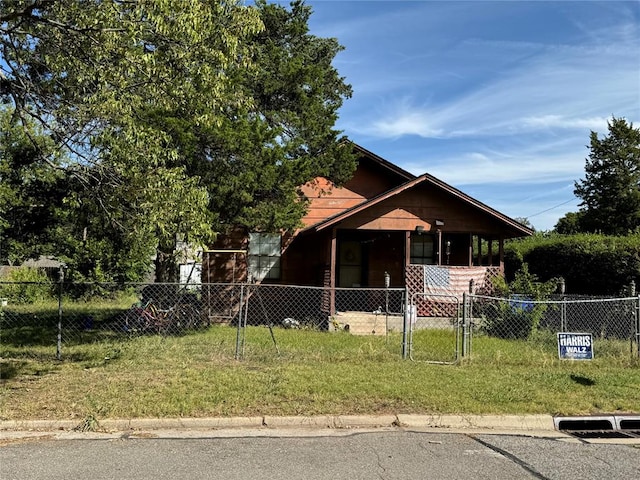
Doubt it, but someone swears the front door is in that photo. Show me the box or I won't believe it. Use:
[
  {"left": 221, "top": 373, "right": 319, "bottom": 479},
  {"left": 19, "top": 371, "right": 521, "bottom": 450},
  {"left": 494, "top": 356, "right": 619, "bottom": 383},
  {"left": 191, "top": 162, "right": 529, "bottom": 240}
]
[{"left": 338, "top": 240, "right": 363, "bottom": 287}]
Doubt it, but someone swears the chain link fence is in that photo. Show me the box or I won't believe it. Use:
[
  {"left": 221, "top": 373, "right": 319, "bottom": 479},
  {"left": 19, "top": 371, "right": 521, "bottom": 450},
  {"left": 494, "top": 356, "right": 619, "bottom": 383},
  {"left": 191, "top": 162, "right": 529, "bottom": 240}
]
[
  {"left": 1, "top": 281, "right": 638, "bottom": 363},
  {"left": 0, "top": 281, "right": 407, "bottom": 361},
  {"left": 468, "top": 294, "right": 640, "bottom": 360}
]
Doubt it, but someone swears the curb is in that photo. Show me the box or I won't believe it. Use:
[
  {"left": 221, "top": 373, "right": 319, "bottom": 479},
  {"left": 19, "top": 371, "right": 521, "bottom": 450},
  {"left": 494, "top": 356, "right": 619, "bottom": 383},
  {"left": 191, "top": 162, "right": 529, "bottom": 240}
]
[
  {"left": 0, "top": 414, "right": 556, "bottom": 435},
  {"left": 396, "top": 414, "right": 556, "bottom": 431}
]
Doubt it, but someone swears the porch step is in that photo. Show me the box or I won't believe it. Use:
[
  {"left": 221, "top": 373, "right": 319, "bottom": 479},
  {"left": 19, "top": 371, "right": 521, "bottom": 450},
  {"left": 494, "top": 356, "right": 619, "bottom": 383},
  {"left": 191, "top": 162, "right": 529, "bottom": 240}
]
[{"left": 329, "top": 311, "right": 403, "bottom": 335}]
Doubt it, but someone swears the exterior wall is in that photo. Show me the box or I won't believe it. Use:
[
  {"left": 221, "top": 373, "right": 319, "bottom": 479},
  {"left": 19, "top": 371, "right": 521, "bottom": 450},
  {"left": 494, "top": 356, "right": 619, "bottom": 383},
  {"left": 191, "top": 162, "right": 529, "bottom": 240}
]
[
  {"left": 202, "top": 227, "right": 248, "bottom": 284},
  {"left": 202, "top": 151, "right": 521, "bottom": 292},
  {"left": 299, "top": 178, "right": 366, "bottom": 228},
  {"left": 342, "top": 159, "right": 408, "bottom": 198},
  {"left": 299, "top": 154, "right": 411, "bottom": 229},
  {"left": 335, "top": 230, "right": 405, "bottom": 288},
  {"left": 280, "top": 230, "right": 332, "bottom": 286}
]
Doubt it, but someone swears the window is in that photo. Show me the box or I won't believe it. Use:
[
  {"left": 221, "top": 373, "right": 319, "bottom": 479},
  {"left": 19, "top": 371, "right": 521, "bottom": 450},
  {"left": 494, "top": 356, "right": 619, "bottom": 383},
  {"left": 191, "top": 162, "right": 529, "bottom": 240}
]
[
  {"left": 410, "top": 234, "right": 435, "bottom": 265},
  {"left": 248, "top": 233, "right": 281, "bottom": 281}
]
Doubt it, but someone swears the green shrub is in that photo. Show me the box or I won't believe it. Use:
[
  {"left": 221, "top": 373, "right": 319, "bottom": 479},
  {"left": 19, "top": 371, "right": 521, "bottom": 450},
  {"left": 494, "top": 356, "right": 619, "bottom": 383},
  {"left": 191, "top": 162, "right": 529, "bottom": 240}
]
[
  {"left": 482, "top": 264, "right": 558, "bottom": 339},
  {"left": 505, "top": 233, "right": 640, "bottom": 295},
  {"left": 0, "top": 267, "right": 56, "bottom": 304}
]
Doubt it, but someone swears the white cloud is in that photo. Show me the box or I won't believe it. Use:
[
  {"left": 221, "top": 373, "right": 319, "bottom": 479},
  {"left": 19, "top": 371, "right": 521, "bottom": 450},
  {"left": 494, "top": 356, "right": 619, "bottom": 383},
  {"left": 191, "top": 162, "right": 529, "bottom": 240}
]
[
  {"left": 365, "top": 102, "right": 443, "bottom": 138},
  {"left": 340, "top": 15, "right": 639, "bottom": 140},
  {"left": 520, "top": 115, "right": 609, "bottom": 131},
  {"left": 422, "top": 151, "right": 582, "bottom": 186},
  {"left": 308, "top": 0, "right": 640, "bottom": 230}
]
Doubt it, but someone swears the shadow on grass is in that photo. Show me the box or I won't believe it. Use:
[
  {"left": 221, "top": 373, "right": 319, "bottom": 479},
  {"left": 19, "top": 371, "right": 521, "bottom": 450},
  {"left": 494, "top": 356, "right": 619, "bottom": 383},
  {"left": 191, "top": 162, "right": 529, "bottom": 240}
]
[
  {"left": 0, "top": 358, "right": 60, "bottom": 381},
  {"left": 0, "top": 359, "right": 27, "bottom": 380}
]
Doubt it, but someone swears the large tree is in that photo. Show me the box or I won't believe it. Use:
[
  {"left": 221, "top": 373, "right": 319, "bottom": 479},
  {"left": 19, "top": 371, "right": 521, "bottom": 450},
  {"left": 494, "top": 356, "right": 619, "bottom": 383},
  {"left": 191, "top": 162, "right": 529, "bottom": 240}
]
[
  {"left": 144, "top": 0, "right": 356, "bottom": 234},
  {"left": 1, "top": 0, "right": 263, "bottom": 280},
  {"left": 554, "top": 211, "right": 584, "bottom": 235},
  {"left": 0, "top": 106, "right": 156, "bottom": 282},
  {"left": 569, "top": 117, "right": 640, "bottom": 235},
  {"left": 1, "top": 1, "right": 355, "bottom": 282},
  {"left": 0, "top": 106, "right": 64, "bottom": 264}
]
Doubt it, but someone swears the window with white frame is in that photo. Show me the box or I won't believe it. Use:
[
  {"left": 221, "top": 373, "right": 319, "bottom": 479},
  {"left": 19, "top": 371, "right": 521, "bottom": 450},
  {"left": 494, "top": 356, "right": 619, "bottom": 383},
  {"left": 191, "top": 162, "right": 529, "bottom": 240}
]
[{"left": 248, "top": 232, "right": 281, "bottom": 281}]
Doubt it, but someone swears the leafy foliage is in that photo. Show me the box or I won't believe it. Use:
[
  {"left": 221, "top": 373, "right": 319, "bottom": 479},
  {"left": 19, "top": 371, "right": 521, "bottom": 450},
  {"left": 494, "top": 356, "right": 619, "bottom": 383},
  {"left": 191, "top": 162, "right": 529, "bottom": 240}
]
[
  {"left": 0, "top": 267, "right": 55, "bottom": 303},
  {"left": 0, "top": 107, "right": 66, "bottom": 264},
  {"left": 554, "top": 211, "right": 584, "bottom": 235},
  {"left": 0, "top": 106, "right": 156, "bottom": 282},
  {"left": 1, "top": 0, "right": 263, "bottom": 280},
  {"left": 567, "top": 117, "right": 640, "bottom": 234},
  {"left": 1, "top": 1, "right": 356, "bottom": 282},
  {"left": 505, "top": 233, "right": 640, "bottom": 295},
  {"left": 481, "top": 264, "right": 558, "bottom": 339}
]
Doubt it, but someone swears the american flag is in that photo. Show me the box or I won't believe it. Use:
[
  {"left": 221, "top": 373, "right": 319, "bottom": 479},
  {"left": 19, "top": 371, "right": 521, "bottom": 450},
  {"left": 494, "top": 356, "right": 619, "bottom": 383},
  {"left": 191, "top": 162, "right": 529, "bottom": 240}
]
[{"left": 423, "top": 265, "right": 488, "bottom": 299}]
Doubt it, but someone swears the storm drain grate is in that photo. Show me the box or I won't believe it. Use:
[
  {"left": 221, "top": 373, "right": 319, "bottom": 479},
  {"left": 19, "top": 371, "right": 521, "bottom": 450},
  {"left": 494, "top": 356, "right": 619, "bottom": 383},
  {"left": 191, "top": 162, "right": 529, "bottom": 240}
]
[
  {"left": 616, "top": 417, "right": 640, "bottom": 438},
  {"left": 554, "top": 415, "right": 640, "bottom": 439}
]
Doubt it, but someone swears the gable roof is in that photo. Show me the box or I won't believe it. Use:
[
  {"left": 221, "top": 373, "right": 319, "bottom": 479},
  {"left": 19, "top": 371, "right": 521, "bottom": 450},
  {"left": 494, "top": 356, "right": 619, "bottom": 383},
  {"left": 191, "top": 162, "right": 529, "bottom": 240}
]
[
  {"left": 301, "top": 144, "right": 534, "bottom": 238},
  {"left": 305, "top": 173, "right": 532, "bottom": 237},
  {"left": 350, "top": 143, "right": 416, "bottom": 182}
]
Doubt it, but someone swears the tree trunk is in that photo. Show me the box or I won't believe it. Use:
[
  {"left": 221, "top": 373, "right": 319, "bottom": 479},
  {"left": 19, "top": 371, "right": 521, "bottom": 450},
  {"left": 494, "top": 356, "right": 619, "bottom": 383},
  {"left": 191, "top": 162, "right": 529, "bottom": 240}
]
[{"left": 154, "top": 238, "right": 179, "bottom": 283}]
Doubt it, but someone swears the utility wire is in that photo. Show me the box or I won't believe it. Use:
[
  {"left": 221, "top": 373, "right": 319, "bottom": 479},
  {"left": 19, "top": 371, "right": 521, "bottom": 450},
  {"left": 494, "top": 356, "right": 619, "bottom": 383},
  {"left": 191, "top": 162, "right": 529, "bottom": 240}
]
[{"left": 527, "top": 198, "right": 577, "bottom": 218}]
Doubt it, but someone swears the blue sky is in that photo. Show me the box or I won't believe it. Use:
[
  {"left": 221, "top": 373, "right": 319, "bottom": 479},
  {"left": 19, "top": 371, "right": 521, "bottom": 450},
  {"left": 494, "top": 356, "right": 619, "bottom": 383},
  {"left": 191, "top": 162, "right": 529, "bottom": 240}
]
[{"left": 300, "top": 0, "right": 640, "bottom": 231}]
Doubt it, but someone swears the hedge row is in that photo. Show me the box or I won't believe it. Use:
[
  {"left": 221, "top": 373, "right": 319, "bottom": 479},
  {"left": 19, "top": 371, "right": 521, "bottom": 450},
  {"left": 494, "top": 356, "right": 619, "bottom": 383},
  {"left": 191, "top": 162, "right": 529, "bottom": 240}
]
[{"left": 504, "top": 233, "right": 640, "bottom": 295}]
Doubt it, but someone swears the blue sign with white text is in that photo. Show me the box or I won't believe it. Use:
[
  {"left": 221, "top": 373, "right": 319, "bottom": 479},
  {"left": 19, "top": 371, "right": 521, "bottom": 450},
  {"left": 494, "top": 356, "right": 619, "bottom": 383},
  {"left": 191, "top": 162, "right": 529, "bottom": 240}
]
[{"left": 557, "top": 333, "right": 594, "bottom": 360}]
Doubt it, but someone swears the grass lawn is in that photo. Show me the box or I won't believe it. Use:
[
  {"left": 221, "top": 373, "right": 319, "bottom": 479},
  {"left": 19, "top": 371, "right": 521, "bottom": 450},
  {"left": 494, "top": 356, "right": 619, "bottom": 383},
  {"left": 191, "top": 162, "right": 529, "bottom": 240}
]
[{"left": 1, "top": 325, "right": 639, "bottom": 422}]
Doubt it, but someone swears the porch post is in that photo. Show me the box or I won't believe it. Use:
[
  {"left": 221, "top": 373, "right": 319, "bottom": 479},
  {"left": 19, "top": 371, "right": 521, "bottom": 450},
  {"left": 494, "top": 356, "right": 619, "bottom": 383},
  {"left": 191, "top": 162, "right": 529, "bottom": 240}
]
[
  {"left": 468, "top": 233, "right": 473, "bottom": 267},
  {"left": 499, "top": 235, "right": 505, "bottom": 272},
  {"left": 488, "top": 239, "right": 493, "bottom": 266},
  {"left": 437, "top": 229, "right": 442, "bottom": 265},
  {"left": 330, "top": 228, "right": 337, "bottom": 313},
  {"left": 405, "top": 231, "right": 411, "bottom": 266}
]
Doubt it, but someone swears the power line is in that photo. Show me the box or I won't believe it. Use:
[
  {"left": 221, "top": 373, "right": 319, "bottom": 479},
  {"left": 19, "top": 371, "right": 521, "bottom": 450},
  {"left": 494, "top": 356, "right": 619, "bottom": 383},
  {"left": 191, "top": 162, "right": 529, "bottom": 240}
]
[{"left": 527, "top": 198, "right": 577, "bottom": 218}]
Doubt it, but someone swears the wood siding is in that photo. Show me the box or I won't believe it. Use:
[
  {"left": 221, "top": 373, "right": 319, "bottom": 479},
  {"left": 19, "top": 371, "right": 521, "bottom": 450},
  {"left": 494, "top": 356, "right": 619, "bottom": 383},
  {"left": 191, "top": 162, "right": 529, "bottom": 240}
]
[
  {"left": 333, "top": 186, "right": 516, "bottom": 238},
  {"left": 299, "top": 152, "right": 413, "bottom": 229}
]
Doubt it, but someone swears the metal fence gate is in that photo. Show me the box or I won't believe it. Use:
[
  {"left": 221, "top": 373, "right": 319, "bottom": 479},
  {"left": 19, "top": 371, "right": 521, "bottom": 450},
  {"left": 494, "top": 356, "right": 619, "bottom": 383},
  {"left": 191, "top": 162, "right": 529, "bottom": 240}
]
[{"left": 409, "top": 293, "right": 461, "bottom": 364}]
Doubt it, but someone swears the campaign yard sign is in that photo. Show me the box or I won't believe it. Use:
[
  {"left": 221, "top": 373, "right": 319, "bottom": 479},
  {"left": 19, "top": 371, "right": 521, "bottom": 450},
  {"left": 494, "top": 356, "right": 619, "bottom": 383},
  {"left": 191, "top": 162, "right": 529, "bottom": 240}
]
[{"left": 557, "top": 333, "right": 594, "bottom": 360}]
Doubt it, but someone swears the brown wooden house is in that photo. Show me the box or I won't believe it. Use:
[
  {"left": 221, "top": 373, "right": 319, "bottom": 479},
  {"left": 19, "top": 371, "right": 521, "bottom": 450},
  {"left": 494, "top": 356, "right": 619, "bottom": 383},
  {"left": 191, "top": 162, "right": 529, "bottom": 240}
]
[{"left": 203, "top": 143, "right": 532, "bottom": 315}]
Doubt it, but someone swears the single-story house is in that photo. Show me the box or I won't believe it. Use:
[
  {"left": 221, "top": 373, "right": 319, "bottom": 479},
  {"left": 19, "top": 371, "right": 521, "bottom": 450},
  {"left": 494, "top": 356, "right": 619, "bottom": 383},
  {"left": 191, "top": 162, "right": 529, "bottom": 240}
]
[{"left": 202, "top": 143, "right": 532, "bottom": 320}]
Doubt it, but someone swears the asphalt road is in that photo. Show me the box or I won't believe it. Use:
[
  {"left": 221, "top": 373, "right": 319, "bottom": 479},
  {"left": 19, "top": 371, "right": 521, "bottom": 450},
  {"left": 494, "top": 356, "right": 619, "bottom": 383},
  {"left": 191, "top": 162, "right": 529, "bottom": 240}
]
[{"left": 1, "top": 429, "right": 639, "bottom": 480}]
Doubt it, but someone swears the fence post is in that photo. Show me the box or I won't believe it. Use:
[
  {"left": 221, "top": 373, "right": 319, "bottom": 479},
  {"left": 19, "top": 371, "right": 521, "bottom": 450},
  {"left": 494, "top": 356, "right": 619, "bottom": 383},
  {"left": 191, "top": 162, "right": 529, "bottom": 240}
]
[
  {"left": 56, "top": 266, "right": 64, "bottom": 361},
  {"left": 636, "top": 295, "right": 640, "bottom": 359},
  {"left": 234, "top": 284, "right": 244, "bottom": 360},
  {"left": 384, "top": 272, "right": 390, "bottom": 340},
  {"left": 559, "top": 276, "right": 566, "bottom": 332},
  {"left": 462, "top": 292, "right": 468, "bottom": 358},
  {"left": 402, "top": 287, "right": 409, "bottom": 359}
]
